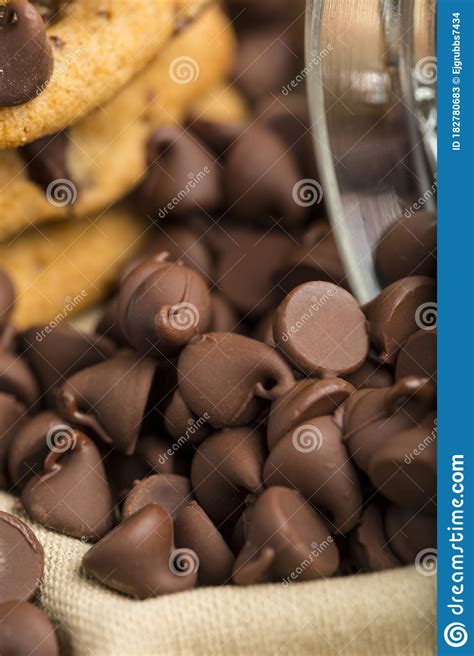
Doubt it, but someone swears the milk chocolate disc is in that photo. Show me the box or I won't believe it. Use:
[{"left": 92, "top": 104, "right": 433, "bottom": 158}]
[
  {"left": 363, "top": 276, "right": 437, "bottom": 364},
  {"left": 0, "top": 511, "right": 44, "bottom": 604},
  {"left": 267, "top": 378, "right": 355, "bottom": 449},
  {"left": 349, "top": 503, "right": 400, "bottom": 572},
  {"left": 274, "top": 282, "right": 369, "bottom": 377},
  {"left": 178, "top": 333, "right": 294, "bottom": 428},
  {"left": 191, "top": 426, "right": 266, "bottom": 529},
  {"left": 264, "top": 416, "right": 362, "bottom": 533},
  {"left": 22, "top": 432, "right": 115, "bottom": 541},
  {"left": 175, "top": 501, "right": 235, "bottom": 586},
  {"left": 376, "top": 212, "right": 437, "bottom": 285},
  {"left": 233, "top": 487, "right": 339, "bottom": 585},
  {"left": 0, "top": 601, "right": 59, "bottom": 656},
  {"left": 122, "top": 474, "right": 193, "bottom": 521},
  {"left": 83, "top": 505, "right": 198, "bottom": 599},
  {"left": 0, "top": 0, "right": 53, "bottom": 107}
]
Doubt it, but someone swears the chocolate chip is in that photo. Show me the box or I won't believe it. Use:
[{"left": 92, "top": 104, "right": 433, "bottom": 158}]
[
  {"left": 82, "top": 505, "right": 198, "bottom": 599},
  {"left": 345, "top": 358, "right": 394, "bottom": 390},
  {"left": 396, "top": 329, "right": 437, "bottom": 381},
  {"left": 264, "top": 415, "right": 363, "bottom": 533},
  {"left": 0, "top": 349, "right": 40, "bottom": 409},
  {"left": 118, "top": 255, "right": 211, "bottom": 357},
  {"left": 191, "top": 426, "right": 266, "bottom": 529},
  {"left": 376, "top": 212, "right": 437, "bottom": 285},
  {"left": 163, "top": 388, "right": 210, "bottom": 445},
  {"left": 7, "top": 410, "right": 64, "bottom": 488},
  {"left": 216, "top": 228, "right": 295, "bottom": 317},
  {"left": 57, "top": 350, "right": 157, "bottom": 455},
  {"left": 178, "top": 333, "right": 295, "bottom": 428},
  {"left": 349, "top": 503, "right": 400, "bottom": 572},
  {"left": 96, "top": 296, "right": 128, "bottom": 346},
  {"left": 233, "top": 487, "right": 339, "bottom": 584},
  {"left": 23, "top": 325, "right": 116, "bottom": 406},
  {"left": 267, "top": 377, "right": 355, "bottom": 449},
  {"left": 363, "top": 276, "right": 437, "bottom": 364},
  {"left": 21, "top": 431, "right": 115, "bottom": 540},
  {"left": 209, "top": 292, "right": 239, "bottom": 333},
  {"left": 224, "top": 126, "right": 306, "bottom": 227},
  {"left": 0, "top": 0, "right": 53, "bottom": 107},
  {"left": 368, "top": 418, "right": 437, "bottom": 511},
  {"left": 229, "top": 0, "right": 295, "bottom": 23},
  {"left": 0, "top": 392, "right": 25, "bottom": 489},
  {"left": 189, "top": 118, "right": 242, "bottom": 159},
  {"left": 175, "top": 501, "right": 235, "bottom": 586},
  {"left": 19, "top": 131, "right": 73, "bottom": 193},
  {"left": 0, "top": 601, "right": 59, "bottom": 656},
  {"left": 139, "top": 127, "right": 223, "bottom": 217},
  {"left": 0, "top": 511, "right": 44, "bottom": 603},
  {"left": 274, "top": 282, "right": 369, "bottom": 377},
  {"left": 154, "top": 225, "right": 213, "bottom": 281},
  {"left": 0, "top": 270, "right": 15, "bottom": 329},
  {"left": 384, "top": 505, "right": 437, "bottom": 564},
  {"left": 122, "top": 474, "right": 193, "bottom": 521}
]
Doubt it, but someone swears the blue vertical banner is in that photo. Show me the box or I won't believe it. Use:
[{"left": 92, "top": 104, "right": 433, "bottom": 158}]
[{"left": 438, "top": 1, "right": 474, "bottom": 653}]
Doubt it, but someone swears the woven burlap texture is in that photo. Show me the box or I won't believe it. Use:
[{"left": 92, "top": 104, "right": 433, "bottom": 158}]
[{"left": 0, "top": 492, "right": 436, "bottom": 656}]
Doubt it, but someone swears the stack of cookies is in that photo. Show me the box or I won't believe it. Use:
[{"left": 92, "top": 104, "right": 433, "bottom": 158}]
[{"left": 0, "top": 0, "right": 238, "bottom": 326}]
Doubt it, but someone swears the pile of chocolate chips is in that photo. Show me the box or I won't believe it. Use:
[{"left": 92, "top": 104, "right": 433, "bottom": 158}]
[{"left": 0, "top": 5, "right": 437, "bottom": 645}]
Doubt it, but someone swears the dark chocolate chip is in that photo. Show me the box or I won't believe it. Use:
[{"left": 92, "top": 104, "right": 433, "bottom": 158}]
[
  {"left": 274, "top": 281, "right": 369, "bottom": 377},
  {"left": 0, "top": 511, "right": 44, "bottom": 603},
  {"left": 376, "top": 212, "right": 437, "bottom": 286},
  {"left": 23, "top": 325, "right": 116, "bottom": 406},
  {"left": 122, "top": 474, "right": 193, "bottom": 521},
  {"left": 349, "top": 503, "right": 401, "bottom": 572},
  {"left": 118, "top": 255, "right": 211, "bottom": 357},
  {"left": 57, "top": 350, "right": 157, "bottom": 455},
  {"left": 0, "top": 270, "right": 15, "bottom": 329},
  {"left": 139, "top": 126, "right": 223, "bottom": 217},
  {"left": 264, "top": 415, "right": 363, "bottom": 533},
  {"left": 384, "top": 504, "right": 437, "bottom": 564},
  {"left": 233, "top": 487, "right": 339, "bottom": 585},
  {"left": 0, "top": 392, "right": 25, "bottom": 489},
  {"left": 178, "top": 333, "right": 295, "bottom": 428},
  {"left": 83, "top": 505, "right": 198, "bottom": 598},
  {"left": 175, "top": 501, "right": 235, "bottom": 586},
  {"left": 209, "top": 292, "right": 239, "bottom": 333},
  {"left": 396, "top": 329, "right": 437, "bottom": 381},
  {"left": 96, "top": 296, "right": 128, "bottom": 346},
  {"left": 0, "top": 0, "right": 53, "bottom": 107},
  {"left": 224, "top": 126, "right": 306, "bottom": 227},
  {"left": 363, "top": 276, "right": 437, "bottom": 364},
  {"left": 267, "top": 377, "right": 355, "bottom": 450},
  {"left": 21, "top": 431, "right": 115, "bottom": 540},
  {"left": 191, "top": 426, "right": 266, "bottom": 529},
  {"left": 163, "top": 388, "right": 210, "bottom": 445},
  {"left": 19, "top": 131, "right": 72, "bottom": 192},
  {"left": 0, "top": 349, "right": 40, "bottom": 409},
  {"left": 0, "top": 601, "right": 59, "bottom": 656}
]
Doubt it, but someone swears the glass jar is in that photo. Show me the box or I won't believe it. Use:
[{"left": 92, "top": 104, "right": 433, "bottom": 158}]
[{"left": 305, "top": 0, "right": 437, "bottom": 302}]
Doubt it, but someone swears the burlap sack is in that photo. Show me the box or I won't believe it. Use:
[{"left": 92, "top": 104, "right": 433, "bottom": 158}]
[{"left": 0, "top": 492, "right": 436, "bottom": 656}]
